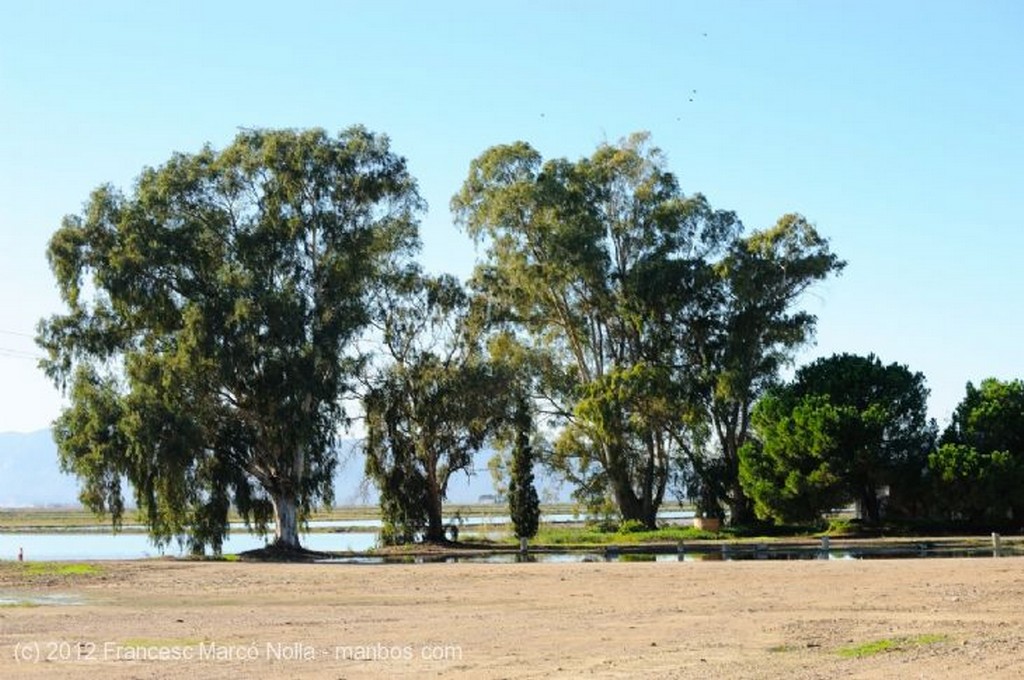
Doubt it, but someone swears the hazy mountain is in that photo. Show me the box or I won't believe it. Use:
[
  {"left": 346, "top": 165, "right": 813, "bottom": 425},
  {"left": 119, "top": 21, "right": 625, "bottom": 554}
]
[
  {"left": 0, "top": 429, "right": 82, "bottom": 507},
  {"left": 0, "top": 430, "right": 570, "bottom": 508}
]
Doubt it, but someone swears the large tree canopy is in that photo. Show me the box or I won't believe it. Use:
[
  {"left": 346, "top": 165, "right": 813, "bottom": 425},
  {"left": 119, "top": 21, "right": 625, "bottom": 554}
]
[
  {"left": 739, "top": 353, "right": 934, "bottom": 524},
  {"left": 452, "top": 132, "right": 841, "bottom": 527},
  {"left": 38, "top": 127, "right": 422, "bottom": 552},
  {"left": 452, "top": 133, "right": 739, "bottom": 527},
  {"left": 930, "top": 378, "right": 1024, "bottom": 525}
]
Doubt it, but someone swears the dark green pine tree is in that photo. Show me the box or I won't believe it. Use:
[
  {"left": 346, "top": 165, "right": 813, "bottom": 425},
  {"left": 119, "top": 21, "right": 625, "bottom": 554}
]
[{"left": 509, "top": 398, "right": 540, "bottom": 548}]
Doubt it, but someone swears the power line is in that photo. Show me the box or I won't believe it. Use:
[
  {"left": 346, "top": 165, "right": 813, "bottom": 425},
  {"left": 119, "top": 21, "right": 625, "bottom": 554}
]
[
  {"left": 0, "top": 329, "right": 44, "bottom": 361},
  {"left": 0, "top": 346, "right": 44, "bottom": 361}
]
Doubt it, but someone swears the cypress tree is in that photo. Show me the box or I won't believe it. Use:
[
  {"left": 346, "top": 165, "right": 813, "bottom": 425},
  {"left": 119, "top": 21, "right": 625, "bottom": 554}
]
[{"left": 509, "top": 398, "right": 540, "bottom": 549}]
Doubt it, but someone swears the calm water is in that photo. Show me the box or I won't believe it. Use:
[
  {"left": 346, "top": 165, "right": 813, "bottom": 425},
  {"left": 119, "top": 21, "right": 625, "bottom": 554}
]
[
  {"left": 0, "top": 529, "right": 378, "bottom": 561},
  {"left": 4, "top": 529, "right": 1015, "bottom": 563},
  {"left": 0, "top": 510, "right": 697, "bottom": 561},
  {"left": 318, "top": 545, "right": 1021, "bottom": 564},
  {"left": 11, "top": 509, "right": 1000, "bottom": 563},
  {"left": 312, "top": 509, "right": 694, "bottom": 529}
]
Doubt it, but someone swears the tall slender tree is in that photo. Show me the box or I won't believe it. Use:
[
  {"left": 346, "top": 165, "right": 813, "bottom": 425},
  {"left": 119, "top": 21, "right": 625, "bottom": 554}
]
[
  {"left": 363, "top": 273, "right": 511, "bottom": 543},
  {"left": 508, "top": 396, "right": 540, "bottom": 550},
  {"left": 693, "top": 216, "right": 845, "bottom": 524}
]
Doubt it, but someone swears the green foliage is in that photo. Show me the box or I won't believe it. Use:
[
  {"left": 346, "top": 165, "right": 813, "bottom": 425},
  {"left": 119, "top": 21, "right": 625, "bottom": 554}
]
[
  {"left": 363, "top": 272, "right": 513, "bottom": 544},
  {"left": 453, "top": 133, "right": 741, "bottom": 528},
  {"left": 825, "top": 517, "right": 860, "bottom": 536},
  {"left": 532, "top": 524, "right": 716, "bottom": 545},
  {"left": 616, "top": 519, "right": 649, "bottom": 534},
  {"left": 508, "top": 398, "right": 540, "bottom": 540},
  {"left": 740, "top": 354, "right": 934, "bottom": 524},
  {"left": 21, "top": 562, "right": 102, "bottom": 577},
  {"left": 929, "top": 378, "right": 1024, "bottom": 524},
  {"left": 739, "top": 395, "right": 851, "bottom": 524},
  {"left": 487, "top": 451, "right": 510, "bottom": 504},
  {"left": 453, "top": 132, "right": 842, "bottom": 529},
  {"left": 38, "top": 127, "right": 422, "bottom": 550},
  {"left": 837, "top": 634, "right": 947, "bottom": 659},
  {"left": 695, "top": 214, "right": 845, "bottom": 524}
]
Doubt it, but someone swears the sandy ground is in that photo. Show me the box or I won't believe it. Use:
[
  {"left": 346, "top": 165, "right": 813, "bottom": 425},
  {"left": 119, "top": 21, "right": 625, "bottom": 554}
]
[{"left": 1, "top": 557, "right": 1023, "bottom": 679}]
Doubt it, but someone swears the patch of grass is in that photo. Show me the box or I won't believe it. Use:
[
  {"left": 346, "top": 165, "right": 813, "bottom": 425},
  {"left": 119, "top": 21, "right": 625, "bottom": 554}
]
[
  {"left": 838, "top": 638, "right": 899, "bottom": 658},
  {"left": 837, "top": 634, "right": 948, "bottom": 659},
  {"left": 532, "top": 525, "right": 720, "bottom": 546},
  {"left": 22, "top": 562, "right": 102, "bottom": 577},
  {"left": 767, "top": 644, "right": 797, "bottom": 653},
  {"left": 0, "top": 601, "right": 40, "bottom": 608},
  {"left": 825, "top": 518, "right": 860, "bottom": 536}
]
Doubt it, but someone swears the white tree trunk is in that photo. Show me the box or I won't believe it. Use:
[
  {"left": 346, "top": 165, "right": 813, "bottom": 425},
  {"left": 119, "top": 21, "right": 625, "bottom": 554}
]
[{"left": 272, "top": 492, "right": 301, "bottom": 549}]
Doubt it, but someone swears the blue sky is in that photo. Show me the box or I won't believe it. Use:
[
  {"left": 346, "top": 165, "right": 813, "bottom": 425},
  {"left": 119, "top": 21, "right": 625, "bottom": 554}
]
[{"left": 1, "top": 0, "right": 1021, "bottom": 432}]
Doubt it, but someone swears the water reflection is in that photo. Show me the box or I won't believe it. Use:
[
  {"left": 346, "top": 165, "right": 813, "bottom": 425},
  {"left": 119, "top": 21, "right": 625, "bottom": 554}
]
[
  {"left": 308, "top": 509, "right": 695, "bottom": 530},
  {"left": 318, "top": 545, "right": 1022, "bottom": 565},
  {"left": 0, "top": 530, "right": 378, "bottom": 561},
  {"left": 2, "top": 513, "right": 1015, "bottom": 564},
  {"left": 0, "top": 509, "right": 696, "bottom": 560}
]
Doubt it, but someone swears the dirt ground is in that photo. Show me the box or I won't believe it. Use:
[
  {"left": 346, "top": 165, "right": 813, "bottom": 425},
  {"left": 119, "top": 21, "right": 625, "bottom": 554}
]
[{"left": 2, "top": 556, "right": 1023, "bottom": 678}]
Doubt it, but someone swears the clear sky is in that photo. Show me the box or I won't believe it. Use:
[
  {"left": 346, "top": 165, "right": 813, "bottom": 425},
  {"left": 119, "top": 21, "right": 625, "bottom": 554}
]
[{"left": 1, "top": 0, "right": 1021, "bottom": 433}]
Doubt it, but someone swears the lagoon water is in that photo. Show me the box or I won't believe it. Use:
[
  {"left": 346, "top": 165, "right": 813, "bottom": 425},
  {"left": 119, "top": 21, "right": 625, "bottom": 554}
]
[
  {"left": 0, "top": 529, "right": 379, "bottom": 561},
  {"left": 1, "top": 510, "right": 698, "bottom": 561},
  {"left": 0, "top": 510, "right": 698, "bottom": 561}
]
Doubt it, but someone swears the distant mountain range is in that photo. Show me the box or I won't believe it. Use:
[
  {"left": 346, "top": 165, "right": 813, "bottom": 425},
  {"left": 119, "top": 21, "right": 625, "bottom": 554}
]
[
  {"left": 0, "top": 430, "right": 83, "bottom": 507},
  {"left": 0, "top": 430, "right": 570, "bottom": 508}
]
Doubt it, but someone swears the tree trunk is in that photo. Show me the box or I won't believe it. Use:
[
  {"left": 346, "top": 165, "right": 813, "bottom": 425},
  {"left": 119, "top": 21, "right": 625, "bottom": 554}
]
[
  {"left": 722, "top": 440, "right": 754, "bottom": 526},
  {"left": 860, "top": 485, "right": 880, "bottom": 525},
  {"left": 609, "top": 474, "right": 659, "bottom": 528},
  {"left": 424, "top": 472, "right": 446, "bottom": 543},
  {"left": 605, "top": 443, "right": 660, "bottom": 529},
  {"left": 425, "top": 506, "right": 445, "bottom": 542},
  {"left": 271, "top": 490, "right": 301, "bottom": 549},
  {"left": 727, "top": 479, "right": 755, "bottom": 526}
]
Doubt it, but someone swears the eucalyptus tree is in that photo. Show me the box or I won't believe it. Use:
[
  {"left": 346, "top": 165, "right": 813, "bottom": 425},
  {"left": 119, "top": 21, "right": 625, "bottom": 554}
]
[
  {"left": 38, "top": 127, "right": 422, "bottom": 552},
  {"left": 453, "top": 133, "right": 739, "bottom": 527},
  {"left": 691, "top": 216, "right": 845, "bottom": 523},
  {"left": 363, "top": 272, "right": 513, "bottom": 543}
]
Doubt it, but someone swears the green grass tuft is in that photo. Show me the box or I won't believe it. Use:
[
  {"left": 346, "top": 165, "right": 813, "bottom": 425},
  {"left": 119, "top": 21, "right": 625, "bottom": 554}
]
[
  {"left": 837, "top": 634, "right": 948, "bottom": 659},
  {"left": 21, "top": 562, "right": 102, "bottom": 577},
  {"left": 531, "top": 525, "right": 720, "bottom": 546}
]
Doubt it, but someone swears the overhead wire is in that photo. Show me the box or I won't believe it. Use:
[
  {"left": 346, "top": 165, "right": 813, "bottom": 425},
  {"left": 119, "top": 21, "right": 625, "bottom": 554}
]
[{"left": 0, "top": 329, "right": 44, "bottom": 361}]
